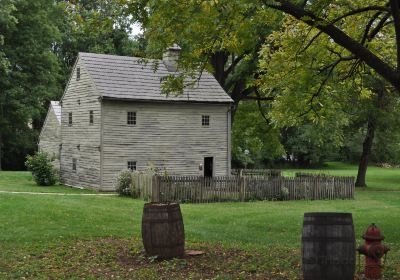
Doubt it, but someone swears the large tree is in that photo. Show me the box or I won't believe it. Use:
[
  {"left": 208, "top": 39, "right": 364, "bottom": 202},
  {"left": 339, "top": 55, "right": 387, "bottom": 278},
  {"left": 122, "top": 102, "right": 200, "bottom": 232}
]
[
  {"left": 132, "top": 0, "right": 281, "bottom": 118},
  {"left": 0, "top": 0, "right": 62, "bottom": 170},
  {"left": 258, "top": 15, "right": 399, "bottom": 186},
  {"left": 0, "top": 0, "right": 17, "bottom": 170},
  {"left": 55, "top": 0, "right": 144, "bottom": 85}
]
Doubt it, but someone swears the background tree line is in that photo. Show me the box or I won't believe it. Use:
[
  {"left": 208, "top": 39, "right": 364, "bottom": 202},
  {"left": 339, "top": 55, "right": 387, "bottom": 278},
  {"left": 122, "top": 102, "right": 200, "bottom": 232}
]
[
  {"left": 0, "top": 0, "right": 144, "bottom": 170},
  {"left": 1, "top": 0, "right": 400, "bottom": 188}
]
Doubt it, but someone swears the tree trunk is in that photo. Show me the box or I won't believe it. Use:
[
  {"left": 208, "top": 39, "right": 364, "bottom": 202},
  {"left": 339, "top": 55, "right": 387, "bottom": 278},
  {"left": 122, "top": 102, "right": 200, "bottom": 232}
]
[{"left": 355, "top": 119, "right": 375, "bottom": 187}]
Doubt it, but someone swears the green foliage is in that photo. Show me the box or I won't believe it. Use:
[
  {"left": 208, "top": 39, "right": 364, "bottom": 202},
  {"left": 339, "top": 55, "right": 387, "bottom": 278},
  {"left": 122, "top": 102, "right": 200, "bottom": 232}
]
[
  {"left": 115, "top": 170, "right": 134, "bottom": 197},
  {"left": 0, "top": 0, "right": 144, "bottom": 170},
  {"left": 282, "top": 122, "right": 344, "bottom": 166},
  {"left": 25, "top": 151, "right": 57, "bottom": 186},
  {"left": 232, "top": 101, "right": 284, "bottom": 168},
  {"left": 115, "top": 169, "right": 155, "bottom": 198},
  {"left": 0, "top": 0, "right": 62, "bottom": 170},
  {"left": 134, "top": 0, "right": 281, "bottom": 100}
]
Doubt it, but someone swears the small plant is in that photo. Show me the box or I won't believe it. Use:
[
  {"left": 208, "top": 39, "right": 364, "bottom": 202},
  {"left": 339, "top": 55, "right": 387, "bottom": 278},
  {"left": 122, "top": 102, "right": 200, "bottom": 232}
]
[
  {"left": 25, "top": 151, "right": 57, "bottom": 186},
  {"left": 279, "top": 186, "right": 289, "bottom": 200},
  {"left": 115, "top": 169, "right": 133, "bottom": 196}
]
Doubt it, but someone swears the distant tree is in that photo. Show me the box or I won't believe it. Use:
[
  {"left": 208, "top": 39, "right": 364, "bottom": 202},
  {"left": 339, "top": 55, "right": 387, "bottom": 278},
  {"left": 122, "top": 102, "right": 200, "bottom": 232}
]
[
  {"left": 281, "top": 123, "right": 343, "bottom": 167},
  {"left": 55, "top": 0, "right": 145, "bottom": 86},
  {"left": 232, "top": 101, "right": 284, "bottom": 168}
]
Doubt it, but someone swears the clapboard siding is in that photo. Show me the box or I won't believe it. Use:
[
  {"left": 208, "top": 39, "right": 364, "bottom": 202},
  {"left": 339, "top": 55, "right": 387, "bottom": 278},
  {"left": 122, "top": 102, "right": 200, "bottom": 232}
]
[
  {"left": 38, "top": 106, "right": 61, "bottom": 169},
  {"left": 101, "top": 101, "right": 230, "bottom": 190},
  {"left": 60, "top": 60, "right": 101, "bottom": 189}
]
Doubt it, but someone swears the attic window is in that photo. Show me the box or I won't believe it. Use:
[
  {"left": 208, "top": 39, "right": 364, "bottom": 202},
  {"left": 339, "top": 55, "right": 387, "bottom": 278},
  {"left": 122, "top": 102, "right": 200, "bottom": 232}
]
[
  {"left": 68, "top": 112, "right": 72, "bottom": 126},
  {"left": 127, "top": 111, "right": 136, "bottom": 125},
  {"left": 76, "top": 67, "right": 80, "bottom": 81},
  {"left": 202, "top": 115, "right": 210, "bottom": 126},
  {"left": 128, "top": 161, "right": 137, "bottom": 171},
  {"left": 89, "top": 110, "right": 94, "bottom": 124}
]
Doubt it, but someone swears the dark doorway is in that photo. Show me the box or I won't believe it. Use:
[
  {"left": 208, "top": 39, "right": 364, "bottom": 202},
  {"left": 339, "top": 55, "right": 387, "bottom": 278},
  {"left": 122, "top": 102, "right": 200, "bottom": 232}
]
[{"left": 204, "top": 157, "right": 213, "bottom": 177}]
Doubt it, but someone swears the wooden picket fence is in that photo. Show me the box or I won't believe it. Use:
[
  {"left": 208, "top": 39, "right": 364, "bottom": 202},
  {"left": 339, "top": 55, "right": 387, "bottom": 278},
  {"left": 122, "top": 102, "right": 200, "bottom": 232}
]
[
  {"left": 231, "top": 169, "right": 282, "bottom": 177},
  {"left": 149, "top": 175, "right": 355, "bottom": 203},
  {"left": 131, "top": 172, "right": 154, "bottom": 200}
]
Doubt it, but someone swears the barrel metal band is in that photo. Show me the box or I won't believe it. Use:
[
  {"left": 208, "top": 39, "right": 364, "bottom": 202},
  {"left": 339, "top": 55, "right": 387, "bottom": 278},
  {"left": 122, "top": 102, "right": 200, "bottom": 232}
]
[
  {"left": 303, "top": 221, "right": 352, "bottom": 226},
  {"left": 302, "top": 236, "right": 355, "bottom": 242},
  {"left": 143, "top": 219, "right": 183, "bottom": 223},
  {"left": 303, "top": 258, "right": 355, "bottom": 265},
  {"left": 148, "top": 243, "right": 185, "bottom": 249}
]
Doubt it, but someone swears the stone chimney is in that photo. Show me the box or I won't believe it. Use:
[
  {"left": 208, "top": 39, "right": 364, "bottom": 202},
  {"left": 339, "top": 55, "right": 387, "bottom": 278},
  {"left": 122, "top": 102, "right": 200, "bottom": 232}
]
[{"left": 162, "top": 44, "right": 181, "bottom": 72}]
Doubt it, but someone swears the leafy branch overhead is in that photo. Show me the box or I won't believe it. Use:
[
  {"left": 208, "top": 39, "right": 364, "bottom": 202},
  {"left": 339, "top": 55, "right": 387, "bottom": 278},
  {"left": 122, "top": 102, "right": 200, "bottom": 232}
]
[
  {"left": 134, "top": 0, "right": 282, "bottom": 118},
  {"left": 263, "top": 0, "right": 400, "bottom": 92}
]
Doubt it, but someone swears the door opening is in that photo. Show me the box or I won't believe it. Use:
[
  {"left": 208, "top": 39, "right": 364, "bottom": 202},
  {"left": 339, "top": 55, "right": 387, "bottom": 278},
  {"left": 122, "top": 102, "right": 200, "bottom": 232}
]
[{"left": 204, "top": 157, "right": 213, "bottom": 177}]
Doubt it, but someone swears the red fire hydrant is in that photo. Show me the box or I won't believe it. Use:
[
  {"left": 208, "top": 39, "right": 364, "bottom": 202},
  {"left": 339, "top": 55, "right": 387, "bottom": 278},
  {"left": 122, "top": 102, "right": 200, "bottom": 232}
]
[{"left": 357, "top": 223, "right": 390, "bottom": 280}]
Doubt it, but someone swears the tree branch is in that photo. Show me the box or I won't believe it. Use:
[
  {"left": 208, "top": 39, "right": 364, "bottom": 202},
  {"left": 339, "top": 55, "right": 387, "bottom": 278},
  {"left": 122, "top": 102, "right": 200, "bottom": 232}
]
[
  {"left": 360, "top": 11, "right": 384, "bottom": 45},
  {"left": 367, "top": 13, "right": 391, "bottom": 42},
  {"left": 224, "top": 53, "right": 246, "bottom": 77},
  {"left": 390, "top": 0, "right": 400, "bottom": 69},
  {"left": 255, "top": 89, "right": 271, "bottom": 124},
  {"left": 262, "top": 0, "right": 400, "bottom": 91},
  {"left": 330, "top": 5, "right": 389, "bottom": 24}
]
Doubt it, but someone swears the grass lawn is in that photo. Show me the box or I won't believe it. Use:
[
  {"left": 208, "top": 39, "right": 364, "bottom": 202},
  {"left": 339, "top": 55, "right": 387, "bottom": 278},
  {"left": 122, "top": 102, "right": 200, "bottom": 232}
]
[
  {"left": 0, "top": 171, "right": 95, "bottom": 193},
  {"left": 0, "top": 165, "right": 399, "bottom": 279},
  {"left": 284, "top": 161, "right": 400, "bottom": 190}
]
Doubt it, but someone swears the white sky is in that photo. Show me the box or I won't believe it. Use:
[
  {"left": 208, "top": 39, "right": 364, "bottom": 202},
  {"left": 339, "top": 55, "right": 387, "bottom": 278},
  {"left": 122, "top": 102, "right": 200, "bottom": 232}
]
[{"left": 130, "top": 22, "right": 143, "bottom": 37}]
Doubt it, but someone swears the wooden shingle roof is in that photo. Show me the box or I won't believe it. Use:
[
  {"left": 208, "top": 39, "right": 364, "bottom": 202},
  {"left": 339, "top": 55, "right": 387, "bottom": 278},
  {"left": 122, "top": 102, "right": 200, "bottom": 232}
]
[{"left": 79, "top": 52, "right": 233, "bottom": 103}]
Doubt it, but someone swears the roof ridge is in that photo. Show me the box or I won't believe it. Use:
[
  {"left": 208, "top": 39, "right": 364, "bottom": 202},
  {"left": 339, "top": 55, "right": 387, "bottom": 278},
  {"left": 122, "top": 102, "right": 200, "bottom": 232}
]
[{"left": 76, "top": 52, "right": 233, "bottom": 104}]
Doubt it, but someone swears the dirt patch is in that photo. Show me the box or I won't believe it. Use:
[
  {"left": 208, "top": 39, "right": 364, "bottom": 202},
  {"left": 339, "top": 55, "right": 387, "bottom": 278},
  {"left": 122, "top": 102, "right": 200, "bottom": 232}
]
[{"left": 2, "top": 237, "right": 398, "bottom": 279}]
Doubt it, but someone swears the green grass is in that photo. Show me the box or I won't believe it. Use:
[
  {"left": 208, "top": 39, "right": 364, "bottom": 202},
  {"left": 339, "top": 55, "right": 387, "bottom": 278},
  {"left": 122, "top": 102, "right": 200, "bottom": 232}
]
[
  {"left": 0, "top": 171, "right": 96, "bottom": 193},
  {"left": 284, "top": 161, "right": 400, "bottom": 190},
  {"left": 0, "top": 165, "right": 399, "bottom": 279}
]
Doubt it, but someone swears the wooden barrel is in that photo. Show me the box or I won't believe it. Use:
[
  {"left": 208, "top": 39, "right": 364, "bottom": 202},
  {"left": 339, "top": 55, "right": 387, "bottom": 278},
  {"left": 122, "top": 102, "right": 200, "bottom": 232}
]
[
  {"left": 302, "top": 212, "right": 355, "bottom": 280},
  {"left": 141, "top": 202, "right": 185, "bottom": 259}
]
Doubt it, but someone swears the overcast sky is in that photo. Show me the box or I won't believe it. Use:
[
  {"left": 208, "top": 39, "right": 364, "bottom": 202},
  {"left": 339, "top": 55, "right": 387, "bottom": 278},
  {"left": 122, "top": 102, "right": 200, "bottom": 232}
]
[{"left": 130, "top": 22, "right": 142, "bottom": 37}]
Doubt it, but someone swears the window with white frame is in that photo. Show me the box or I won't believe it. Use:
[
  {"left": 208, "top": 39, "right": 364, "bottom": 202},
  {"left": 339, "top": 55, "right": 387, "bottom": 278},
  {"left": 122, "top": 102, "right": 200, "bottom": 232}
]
[
  {"left": 127, "top": 161, "right": 137, "bottom": 171},
  {"left": 127, "top": 111, "right": 136, "bottom": 125},
  {"left": 202, "top": 115, "right": 210, "bottom": 126}
]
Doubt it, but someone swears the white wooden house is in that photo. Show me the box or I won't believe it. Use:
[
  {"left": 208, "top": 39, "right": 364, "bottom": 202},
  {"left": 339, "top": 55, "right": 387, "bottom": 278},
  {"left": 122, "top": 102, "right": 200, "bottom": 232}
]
[{"left": 40, "top": 48, "right": 233, "bottom": 191}]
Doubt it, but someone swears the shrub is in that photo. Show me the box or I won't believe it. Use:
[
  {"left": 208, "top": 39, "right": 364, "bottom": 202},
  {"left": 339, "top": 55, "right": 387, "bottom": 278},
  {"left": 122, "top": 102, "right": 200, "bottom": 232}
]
[
  {"left": 279, "top": 187, "right": 289, "bottom": 200},
  {"left": 115, "top": 170, "right": 133, "bottom": 196},
  {"left": 115, "top": 167, "right": 158, "bottom": 198},
  {"left": 25, "top": 151, "right": 57, "bottom": 186}
]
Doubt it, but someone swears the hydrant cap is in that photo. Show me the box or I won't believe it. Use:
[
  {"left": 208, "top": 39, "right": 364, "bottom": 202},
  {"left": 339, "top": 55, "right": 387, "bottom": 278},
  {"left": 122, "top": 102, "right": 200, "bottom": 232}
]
[{"left": 362, "top": 223, "right": 385, "bottom": 241}]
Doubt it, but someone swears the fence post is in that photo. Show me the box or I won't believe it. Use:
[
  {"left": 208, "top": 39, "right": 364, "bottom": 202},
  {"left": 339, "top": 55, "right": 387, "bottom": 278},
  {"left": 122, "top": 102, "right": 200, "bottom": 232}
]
[
  {"left": 151, "top": 175, "right": 160, "bottom": 202},
  {"left": 239, "top": 176, "right": 246, "bottom": 202}
]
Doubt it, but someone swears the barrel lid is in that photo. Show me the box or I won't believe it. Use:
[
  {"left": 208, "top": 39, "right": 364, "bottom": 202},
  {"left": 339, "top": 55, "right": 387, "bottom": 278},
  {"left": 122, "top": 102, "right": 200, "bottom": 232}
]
[{"left": 304, "top": 212, "right": 352, "bottom": 217}]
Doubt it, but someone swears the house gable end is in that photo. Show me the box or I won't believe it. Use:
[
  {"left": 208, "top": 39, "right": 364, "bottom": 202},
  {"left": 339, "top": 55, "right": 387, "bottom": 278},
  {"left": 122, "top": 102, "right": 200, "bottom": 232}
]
[{"left": 60, "top": 54, "right": 101, "bottom": 104}]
